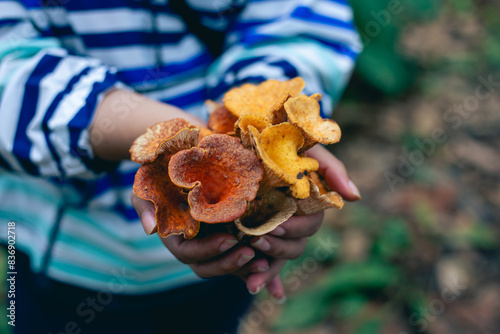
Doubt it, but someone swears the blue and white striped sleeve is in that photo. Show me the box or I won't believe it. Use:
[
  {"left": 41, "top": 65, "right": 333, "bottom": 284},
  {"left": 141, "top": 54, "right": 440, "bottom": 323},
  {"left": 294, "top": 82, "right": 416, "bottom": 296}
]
[
  {"left": 206, "top": 0, "right": 362, "bottom": 117},
  {"left": 0, "top": 0, "right": 121, "bottom": 178}
]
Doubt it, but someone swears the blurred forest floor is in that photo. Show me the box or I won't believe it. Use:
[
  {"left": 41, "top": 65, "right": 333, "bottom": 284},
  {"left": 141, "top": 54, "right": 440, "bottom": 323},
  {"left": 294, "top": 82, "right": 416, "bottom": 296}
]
[{"left": 248, "top": 1, "right": 500, "bottom": 333}]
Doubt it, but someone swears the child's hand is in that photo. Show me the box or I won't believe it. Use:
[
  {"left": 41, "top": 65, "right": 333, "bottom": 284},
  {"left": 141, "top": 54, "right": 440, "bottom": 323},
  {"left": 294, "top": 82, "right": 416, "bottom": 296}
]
[
  {"left": 245, "top": 145, "right": 361, "bottom": 301},
  {"left": 131, "top": 144, "right": 361, "bottom": 301},
  {"left": 130, "top": 190, "right": 316, "bottom": 298},
  {"left": 306, "top": 144, "right": 361, "bottom": 201},
  {"left": 131, "top": 191, "right": 262, "bottom": 276}
]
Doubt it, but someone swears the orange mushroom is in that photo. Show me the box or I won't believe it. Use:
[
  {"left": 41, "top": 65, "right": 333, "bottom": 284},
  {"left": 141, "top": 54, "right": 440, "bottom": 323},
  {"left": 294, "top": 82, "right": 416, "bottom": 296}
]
[
  {"left": 169, "top": 134, "right": 263, "bottom": 223},
  {"left": 248, "top": 123, "right": 319, "bottom": 199},
  {"left": 284, "top": 95, "right": 341, "bottom": 152},
  {"left": 206, "top": 100, "right": 238, "bottom": 134},
  {"left": 234, "top": 113, "right": 272, "bottom": 148},
  {"left": 198, "top": 126, "right": 217, "bottom": 140},
  {"left": 295, "top": 172, "right": 344, "bottom": 215},
  {"left": 130, "top": 78, "right": 346, "bottom": 240},
  {"left": 131, "top": 119, "right": 201, "bottom": 238},
  {"left": 223, "top": 77, "right": 305, "bottom": 122},
  {"left": 134, "top": 154, "right": 200, "bottom": 239},
  {"left": 130, "top": 119, "right": 198, "bottom": 163},
  {"left": 235, "top": 190, "right": 297, "bottom": 236}
]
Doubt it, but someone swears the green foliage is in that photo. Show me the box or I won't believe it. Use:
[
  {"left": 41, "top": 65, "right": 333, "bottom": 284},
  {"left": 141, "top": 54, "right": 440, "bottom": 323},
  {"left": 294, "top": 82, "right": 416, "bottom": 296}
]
[
  {"left": 446, "top": 221, "right": 498, "bottom": 250},
  {"left": 320, "top": 260, "right": 401, "bottom": 296},
  {"left": 273, "top": 199, "right": 497, "bottom": 331},
  {"left": 334, "top": 294, "right": 368, "bottom": 319},
  {"left": 484, "top": 34, "right": 500, "bottom": 71},
  {"left": 271, "top": 287, "right": 332, "bottom": 331},
  {"left": 273, "top": 210, "right": 409, "bottom": 331},
  {"left": 273, "top": 260, "right": 400, "bottom": 331},
  {"left": 354, "top": 316, "right": 384, "bottom": 334},
  {"left": 372, "top": 218, "right": 411, "bottom": 259},
  {"left": 347, "top": 0, "right": 443, "bottom": 98},
  {"left": 271, "top": 2, "right": 500, "bottom": 333},
  {"left": 400, "top": 0, "right": 442, "bottom": 20},
  {"left": 355, "top": 43, "right": 415, "bottom": 96},
  {"left": 450, "top": 0, "right": 474, "bottom": 13}
]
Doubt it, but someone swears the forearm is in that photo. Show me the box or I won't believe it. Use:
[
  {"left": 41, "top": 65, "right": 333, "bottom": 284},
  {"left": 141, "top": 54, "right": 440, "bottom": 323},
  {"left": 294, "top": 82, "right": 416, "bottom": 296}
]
[{"left": 90, "top": 89, "right": 205, "bottom": 161}]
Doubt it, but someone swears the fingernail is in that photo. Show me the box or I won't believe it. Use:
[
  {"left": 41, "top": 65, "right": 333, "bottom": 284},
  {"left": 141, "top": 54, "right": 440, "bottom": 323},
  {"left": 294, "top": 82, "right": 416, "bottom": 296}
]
[
  {"left": 237, "top": 254, "right": 254, "bottom": 267},
  {"left": 270, "top": 226, "right": 285, "bottom": 236},
  {"left": 256, "top": 263, "right": 269, "bottom": 272},
  {"left": 141, "top": 211, "right": 157, "bottom": 235},
  {"left": 348, "top": 180, "right": 361, "bottom": 200},
  {"left": 273, "top": 295, "right": 287, "bottom": 304},
  {"left": 249, "top": 284, "right": 265, "bottom": 295},
  {"left": 219, "top": 239, "right": 238, "bottom": 252},
  {"left": 251, "top": 237, "right": 271, "bottom": 252}
]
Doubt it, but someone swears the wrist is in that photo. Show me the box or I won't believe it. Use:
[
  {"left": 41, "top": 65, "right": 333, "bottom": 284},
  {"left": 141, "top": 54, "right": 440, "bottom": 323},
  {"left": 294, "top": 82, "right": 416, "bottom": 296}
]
[{"left": 90, "top": 89, "right": 205, "bottom": 161}]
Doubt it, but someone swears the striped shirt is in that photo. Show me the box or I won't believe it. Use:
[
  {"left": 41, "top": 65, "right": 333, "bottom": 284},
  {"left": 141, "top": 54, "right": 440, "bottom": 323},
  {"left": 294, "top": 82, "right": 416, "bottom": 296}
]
[{"left": 0, "top": 0, "right": 361, "bottom": 294}]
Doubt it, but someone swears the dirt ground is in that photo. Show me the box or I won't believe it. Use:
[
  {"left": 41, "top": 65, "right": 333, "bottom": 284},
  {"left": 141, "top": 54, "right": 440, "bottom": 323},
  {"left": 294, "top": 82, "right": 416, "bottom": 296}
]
[{"left": 248, "top": 2, "right": 500, "bottom": 333}]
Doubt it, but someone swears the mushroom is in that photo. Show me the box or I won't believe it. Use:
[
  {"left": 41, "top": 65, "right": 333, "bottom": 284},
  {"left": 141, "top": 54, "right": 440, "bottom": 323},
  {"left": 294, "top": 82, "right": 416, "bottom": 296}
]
[
  {"left": 223, "top": 77, "right": 305, "bottom": 122},
  {"left": 295, "top": 172, "right": 344, "bottom": 216},
  {"left": 234, "top": 113, "right": 272, "bottom": 148},
  {"left": 169, "top": 134, "right": 263, "bottom": 223},
  {"left": 131, "top": 119, "right": 202, "bottom": 239},
  {"left": 134, "top": 154, "right": 200, "bottom": 239},
  {"left": 206, "top": 100, "right": 239, "bottom": 135},
  {"left": 248, "top": 123, "right": 319, "bottom": 199},
  {"left": 284, "top": 95, "right": 341, "bottom": 152},
  {"left": 130, "top": 119, "right": 199, "bottom": 163},
  {"left": 235, "top": 190, "right": 297, "bottom": 236}
]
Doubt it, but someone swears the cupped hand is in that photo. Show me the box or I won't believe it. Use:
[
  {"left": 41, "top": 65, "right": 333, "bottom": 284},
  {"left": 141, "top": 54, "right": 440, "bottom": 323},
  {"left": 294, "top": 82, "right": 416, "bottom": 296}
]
[
  {"left": 130, "top": 144, "right": 361, "bottom": 302},
  {"left": 131, "top": 191, "right": 262, "bottom": 277},
  {"left": 245, "top": 145, "right": 361, "bottom": 300},
  {"left": 131, "top": 190, "right": 288, "bottom": 299},
  {"left": 306, "top": 144, "right": 361, "bottom": 201}
]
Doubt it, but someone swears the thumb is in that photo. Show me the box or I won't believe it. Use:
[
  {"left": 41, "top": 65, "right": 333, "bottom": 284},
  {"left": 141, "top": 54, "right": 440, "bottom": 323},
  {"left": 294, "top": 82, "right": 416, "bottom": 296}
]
[
  {"left": 306, "top": 145, "right": 361, "bottom": 202},
  {"left": 130, "top": 191, "right": 158, "bottom": 234}
]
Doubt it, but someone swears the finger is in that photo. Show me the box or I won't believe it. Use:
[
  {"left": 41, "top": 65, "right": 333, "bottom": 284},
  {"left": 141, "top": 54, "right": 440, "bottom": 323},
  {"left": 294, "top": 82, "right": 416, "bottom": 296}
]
[
  {"left": 232, "top": 257, "right": 270, "bottom": 278},
  {"left": 130, "top": 191, "right": 157, "bottom": 235},
  {"left": 269, "top": 212, "right": 323, "bottom": 238},
  {"left": 190, "top": 245, "right": 255, "bottom": 278},
  {"left": 161, "top": 232, "right": 239, "bottom": 264},
  {"left": 245, "top": 257, "right": 270, "bottom": 274},
  {"left": 245, "top": 259, "right": 286, "bottom": 295},
  {"left": 306, "top": 145, "right": 361, "bottom": 201},
  {"left": 266, "top": 276, "right": 286, "bottom": 303},
  {"left": 250, "top": 235, "right": 308, "bottom": 260}
]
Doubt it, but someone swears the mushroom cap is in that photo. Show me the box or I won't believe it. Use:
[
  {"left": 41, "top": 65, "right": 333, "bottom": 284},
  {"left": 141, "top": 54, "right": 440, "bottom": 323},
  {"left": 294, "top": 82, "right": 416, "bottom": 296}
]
[
  {"left": 295, "top": 172, "right": 344, "bottom": 216},
  {"left": 223, "top": 77, "right": 305, "bottom": 121},
  {"left": 234, "top": 114, "right": 272, "bottom": 148},
  {"left": 169, "top": 134, "right": 264, "bottom": 223},
  {"left": 133, "top": 154, "right": 200, "bottom": 239},
  {"left": 235, "top": 190, "right": 297, "bottom": 236},
  {"left": 130, "top": 119, "right": 198, "bottom": 163},
  {"left": 284, "top": 95, "right": 341, "bottom": 152},
  {"left": 207, "top": 101, "right": 239, "bottom": 134},
  {"left": 249, "top": 123, "right": 319, "bottom": 199},
  {"left": 198, "top": 126, "right": 217, "bottom": 141}
]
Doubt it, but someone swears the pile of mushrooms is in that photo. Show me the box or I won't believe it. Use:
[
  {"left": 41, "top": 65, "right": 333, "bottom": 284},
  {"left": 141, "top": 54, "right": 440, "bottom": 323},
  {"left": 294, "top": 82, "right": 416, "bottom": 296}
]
[{"left": 130, "top": 77, "right": 344, "bottom": 239}]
